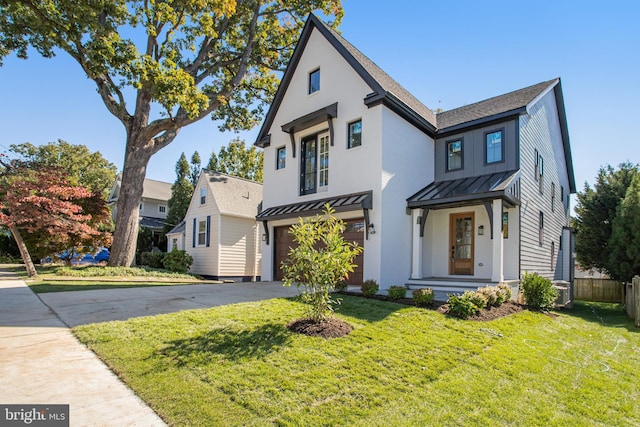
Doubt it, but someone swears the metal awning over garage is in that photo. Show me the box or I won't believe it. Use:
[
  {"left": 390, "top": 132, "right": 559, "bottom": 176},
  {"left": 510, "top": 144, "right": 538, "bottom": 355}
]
[{"left": 257, "top": 190, "right": 373, "bottom": 244}]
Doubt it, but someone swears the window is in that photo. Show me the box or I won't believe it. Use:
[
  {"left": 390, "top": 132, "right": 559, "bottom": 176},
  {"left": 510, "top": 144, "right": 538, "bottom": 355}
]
[
  {"left": 348, "top": 120, "right": 362, "bottom": 148},
  {"left": 139, "top": 203, "right": 143, "bottom": 211},
  {"left": 551, "top": 241, "right": 555, "bottom": 270},
  {"left": 447, "top": 139, "right": 463, "bottom": 171},
  {"left": 319, "top": 134, "right": 329, "bottom": 188},
  {"left": 535, "top": 149, "right": 544, "bottom": 193},
  {"left": 159, "top": 205, "right": 167, "bottom": 214},
  {"left": 485, "top": 130, "right": 503, "bottom": 164},
  {"left": 539, "top": 211, "right": 544, "bottom": 246},
  {"left": 172, "top": 238, "right": 178, "bottom": 250},
  {"left": 308, "top": 69, "right": 320, "bottom": 94},
  {"left": 198, "top": 219, "right": 207, "bottom": 246},
  {"left": 276, "top": 146, "right": 286, "bottom": 170},
  {"left": 551, "top": 183, "right": 556, "bottom": 212},
  {"left": 200, "top": 187, "right": 206, "bottom": 205},
  {"left": 300, "top": 132, "right": 330, "bottom": 195}
]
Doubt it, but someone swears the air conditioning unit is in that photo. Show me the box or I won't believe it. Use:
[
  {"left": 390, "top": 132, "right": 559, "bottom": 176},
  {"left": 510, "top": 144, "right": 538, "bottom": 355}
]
[{"left": 553, "top": 282, "right": 571, "bottom": 307}]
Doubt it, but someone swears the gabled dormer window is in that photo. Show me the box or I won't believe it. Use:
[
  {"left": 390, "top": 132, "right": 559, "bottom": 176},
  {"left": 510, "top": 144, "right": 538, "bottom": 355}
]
[
  {"left": 447, "top": 139, "right": 463, "bottom": 171},
  {"left": 308, "top": 68, "right": 320, "bottom": 94}
]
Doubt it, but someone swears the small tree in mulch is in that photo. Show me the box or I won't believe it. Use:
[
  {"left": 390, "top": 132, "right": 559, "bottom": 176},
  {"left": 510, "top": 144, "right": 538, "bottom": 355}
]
[{"left": 282, "top": 204, "right": 363, "bottom": 338}]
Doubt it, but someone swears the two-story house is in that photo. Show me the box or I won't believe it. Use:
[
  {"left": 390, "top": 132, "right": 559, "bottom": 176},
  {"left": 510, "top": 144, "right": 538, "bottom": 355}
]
[
  {"left": 108, "top": 175, "right": 172, "bottom": 249},
  {"left": 255, "top": 14, "right": 575, "bottom": 297}
]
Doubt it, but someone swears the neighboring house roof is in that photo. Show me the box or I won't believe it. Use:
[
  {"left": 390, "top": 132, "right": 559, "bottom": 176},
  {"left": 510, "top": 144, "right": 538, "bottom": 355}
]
[
  {"left": 139, "top": 216, "right": 166, "bottom": 230},
  {"left": 108, "top": 175, "right": 172, "bottom": 203},
  {"left": 166, "top": 220, "right": 186, "bottom": 235},
  {"left": 201, "top": 170, "right": 263, "bottom": 218}
]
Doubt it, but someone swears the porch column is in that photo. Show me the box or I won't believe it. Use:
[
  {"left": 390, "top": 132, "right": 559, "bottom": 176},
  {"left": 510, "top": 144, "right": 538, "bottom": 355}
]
[
  {"left": 491, "top": 199, "right": 504, "bottom": 283},
  {"left": 411, "top": 209, "right": 423, "bottom": 279}
]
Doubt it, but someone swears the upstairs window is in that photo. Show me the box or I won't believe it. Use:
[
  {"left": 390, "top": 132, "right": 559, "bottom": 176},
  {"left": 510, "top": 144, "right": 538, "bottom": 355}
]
[
  {"left": 200, "top": 187, "right": 206, "bottom": 205},
  {"left": 158, "top": 205, "right": 167, "bottom": 214},
  {"left": 300, "top": 132, "right": 330, "bottom": 195},
  {"left": 319, "top": 134, "right": 329, "bottom": 188},
  {"left": 485, "top": 129, "right": 504, "bottom": 164},
  {"left": 535, "top": 149, "right": 544, "bottom": 193},
  {"left": 276, "top": 146, "right": 286, "bottom": 170},
  {"left": 551, "top": 183, "right": 556, "bottom": 212},
  {"left": 539, "top": 211, "right": 544, "bottom": 246},
  {"left": 348, "top": 120, "right": 362, "bottom": 149},
  {"left": 447, "top": 139, "right": 463, "bottom": 171},
  {"left": 308, "top": 69, "right": 320, "bottom": 94}
]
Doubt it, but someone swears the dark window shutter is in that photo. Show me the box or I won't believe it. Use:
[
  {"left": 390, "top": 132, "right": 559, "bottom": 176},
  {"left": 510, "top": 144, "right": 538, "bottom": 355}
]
[
  {"left": 192, "top": 218, "right": 196, "bottom": 248},
  {"left": 206, "top": 215, "right": 211, "bottom": 247}
]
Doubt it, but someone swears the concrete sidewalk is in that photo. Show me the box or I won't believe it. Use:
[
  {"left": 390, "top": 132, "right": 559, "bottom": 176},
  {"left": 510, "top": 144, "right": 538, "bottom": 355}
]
[{"left": 0, "top": 273, "right": 167, "bottom": 426}]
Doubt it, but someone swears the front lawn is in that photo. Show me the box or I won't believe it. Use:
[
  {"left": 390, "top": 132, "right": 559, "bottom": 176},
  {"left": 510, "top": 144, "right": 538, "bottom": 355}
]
[{"left": 73, "top": 298, "right": 640, "bottom": 426}]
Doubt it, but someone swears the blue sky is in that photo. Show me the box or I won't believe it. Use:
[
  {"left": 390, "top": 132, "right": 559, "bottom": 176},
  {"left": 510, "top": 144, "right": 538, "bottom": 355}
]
[{"left": 0, "top": 1, "right": 638, "bottom": 202}]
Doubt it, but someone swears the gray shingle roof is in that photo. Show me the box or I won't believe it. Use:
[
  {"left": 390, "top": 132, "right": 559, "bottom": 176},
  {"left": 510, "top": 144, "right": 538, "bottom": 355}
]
[
  {"left": 315, "top": 19, "right": 437, "bottom": 126},
  {"left": 203, "top": 170, "right": 263, "bottom": 218},
  {"left": 166, "top": 220, "right": 185, "bottom": 235},
  {"left": 142, "top": 178, "right": 172, "bottom": 201},
  {"left": 436, "top": 79, "right": 558, "bottom": 130}
]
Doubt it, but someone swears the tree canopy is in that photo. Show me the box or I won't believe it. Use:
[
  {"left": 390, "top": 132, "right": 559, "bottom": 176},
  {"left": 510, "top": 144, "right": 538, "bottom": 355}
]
[
  {"left": 0, "top": 0, "right": 343, "bottom": 266},
  {"left": 0, "top": 157, "right": 112, "bottom": 276},
  {"left": 573, "top": 162, "right": 639, "bottom": 281},
  {"left": 165, "top": 152, "right": 194, "bottom": 234},
  {"left": 207, "top": 137, "right": 263, "bottom": 182},
  {"left": 9, "top": 140, "right": 117, "bottom": 199}
]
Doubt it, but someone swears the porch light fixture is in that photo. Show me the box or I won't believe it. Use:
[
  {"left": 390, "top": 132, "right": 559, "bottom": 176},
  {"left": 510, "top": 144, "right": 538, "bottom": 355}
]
[
  {"left": 478, "top": 225, "right": 484, "bottom": 235},
  {"left": 368, "top": 223, "right": 376, "bottom": 234}
]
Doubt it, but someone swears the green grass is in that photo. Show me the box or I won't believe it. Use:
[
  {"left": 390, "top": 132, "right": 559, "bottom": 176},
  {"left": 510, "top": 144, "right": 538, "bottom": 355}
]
[
  {"left": 28, "top": 281, "right": 202, "bottom": 293},
  {"left": 73, "top": 298, "right": 640, "bottom": 426}
]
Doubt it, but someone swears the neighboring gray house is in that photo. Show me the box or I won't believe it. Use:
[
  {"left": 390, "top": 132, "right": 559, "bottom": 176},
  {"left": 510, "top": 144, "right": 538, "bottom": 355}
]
[
  {"left": 170, "top": 170, "right": 263, "bottom": 281},
  {"left": 255, "top": 14, "right": 575, "bottom": 298},
  {"left": 108, "top": 175, "right": 172, "bottom": 248}
]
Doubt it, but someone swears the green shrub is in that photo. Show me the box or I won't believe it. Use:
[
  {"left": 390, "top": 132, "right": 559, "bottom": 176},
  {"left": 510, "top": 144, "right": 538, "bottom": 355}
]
[
  {"left": 162, "top": 249, "right": 193, "bottom": 274},
  {"left": 478, "top": 286, "right": 498, "bottom": 307},
  {"left": 361, "top": 279, "right": 379, "bottom": 296},
  {"left": 55, "top": 265, "right": 197, "bottom": 279},
  {"left": 412, "top": 288, "right": 435, "bottom": 307},
  {"left": 387, "top": 285, "right": 407, "bottom": 300},
  {"left": 467, "top": 290, "right": 487, "bottom": 310},
  {"left": 496, "top": 284, "right": 512, "bottom": 305},
  {"left": 333, "top": 280, "right": 348, "bottom": 292},
  {"left": 448, "top": 292, "right": 480, "bottom": 319},
  {"left": 140, "top": 252, "right": 165, "bottom": 269},
  {"left": 521, "top": 272, "right": 557, "bottom": 311}
]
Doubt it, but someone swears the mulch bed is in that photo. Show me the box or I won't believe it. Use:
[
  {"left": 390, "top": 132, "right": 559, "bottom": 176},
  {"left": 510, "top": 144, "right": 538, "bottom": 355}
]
[
  {"left": 340, "top": 291, "right": 525, "bottom": 321},
  {"left": 287, "top": 317, "right": 354, "bottom": 338}
]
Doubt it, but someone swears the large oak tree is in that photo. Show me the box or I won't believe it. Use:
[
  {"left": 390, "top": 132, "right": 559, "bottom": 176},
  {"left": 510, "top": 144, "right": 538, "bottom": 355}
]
[{"left": 0, "top": 0, "right": 343, "bottom": 266}]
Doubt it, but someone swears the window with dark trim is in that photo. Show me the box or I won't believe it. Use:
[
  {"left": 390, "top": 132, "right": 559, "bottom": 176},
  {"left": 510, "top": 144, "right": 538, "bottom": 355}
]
[
  {"left": 276, "top": 146, "right": 286, "bottom": 170},
  {"left": 447, "top": 139, "right": 463, "bottom": 171},
  {"left": 308, "top": 69, "right": 320, "bottom": 94},
  {"left": 551, "top": 241, "right": 555, "bottom": 270},
  {"left": 300, "top": 132, "right": 330, "bottom": 195},
  {"left": 551, "top": 183, "right": 556, "bottom": 212},
  {"left": 485, "top": 129, "right": 504, "bottom": 164},
  {"left": 348, "top": 120, "right": 362, "bottom": 149},
  {"left": 539, "top": 211, "right": 544, "bottom": 246},
  {"left": 158, "top": 205, "right": 167, "bottom": 214},
  {"left": 535, "top": 149, "right": 544, "bottom": 193},
  {"left": 197, "top": 219, "right": 207, "bottom": 246}
]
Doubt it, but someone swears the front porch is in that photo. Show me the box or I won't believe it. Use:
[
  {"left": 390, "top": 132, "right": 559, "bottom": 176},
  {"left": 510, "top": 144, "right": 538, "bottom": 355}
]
[{"left": 406, "top": 171, "right": 522, "bottom": 298}]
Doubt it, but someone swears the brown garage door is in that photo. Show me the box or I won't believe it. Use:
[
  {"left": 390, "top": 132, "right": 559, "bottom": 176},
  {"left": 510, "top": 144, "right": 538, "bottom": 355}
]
[{"left": 274, "top": 218, "right": 365, "bottom": 285}]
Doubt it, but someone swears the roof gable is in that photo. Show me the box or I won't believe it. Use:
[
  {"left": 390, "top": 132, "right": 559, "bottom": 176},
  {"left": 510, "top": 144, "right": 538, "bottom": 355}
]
[
  {"left": 199, "top": 170, "right": 263, "bottom": 218},
  {"left": 108, "top": 175, "right": 172, "bottom": 203},
  {"left": 255, "top": 14, "right": 437, "bottom": 146}
]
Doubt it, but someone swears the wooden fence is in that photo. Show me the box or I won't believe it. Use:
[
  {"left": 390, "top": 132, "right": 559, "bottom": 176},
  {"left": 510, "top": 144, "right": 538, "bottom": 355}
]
[{"left": 574, "top": 278, "right": 624, "bottom": 303}]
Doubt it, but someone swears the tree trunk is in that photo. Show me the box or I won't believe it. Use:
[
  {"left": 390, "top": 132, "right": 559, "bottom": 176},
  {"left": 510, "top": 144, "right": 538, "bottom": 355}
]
[
  {"left": 108, "top": 134, "right": 154, "bottom": 267},
  {"left": 8, "top": 223, "right": 37, "bottom": 277}
]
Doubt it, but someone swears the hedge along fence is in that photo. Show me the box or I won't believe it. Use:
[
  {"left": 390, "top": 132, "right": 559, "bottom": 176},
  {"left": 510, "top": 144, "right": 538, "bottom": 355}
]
[{"left": 574, "top": 278, "right": 624, "bottom": 303}]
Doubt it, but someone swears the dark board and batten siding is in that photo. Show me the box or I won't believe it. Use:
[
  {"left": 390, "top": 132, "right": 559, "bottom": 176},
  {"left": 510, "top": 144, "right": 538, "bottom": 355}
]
[
  {"left": 434, "top": 120, "right": 518, "bottom": 182},
  {"left": 518, "top": 90, "right": 571, "bottom": 280}
]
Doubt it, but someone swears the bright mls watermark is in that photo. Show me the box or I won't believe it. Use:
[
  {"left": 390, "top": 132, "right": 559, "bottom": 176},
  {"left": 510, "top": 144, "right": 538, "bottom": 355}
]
[{"left": 1, "top": 405, "right": 69, "bottom": 426}]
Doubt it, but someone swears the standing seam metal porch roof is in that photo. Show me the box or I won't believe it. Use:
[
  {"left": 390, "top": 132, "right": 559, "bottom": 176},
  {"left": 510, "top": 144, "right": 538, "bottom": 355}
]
[{"left": 407, "top": 170, "right": 521, "bottom": 209}]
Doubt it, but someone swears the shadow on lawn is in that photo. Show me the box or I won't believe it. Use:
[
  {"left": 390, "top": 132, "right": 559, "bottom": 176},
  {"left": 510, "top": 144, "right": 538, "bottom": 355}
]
[
  {"left": 160, "top": 323, "right": 291, "bottom": 366},
  {"left": 560, "top": 300, "right": 639, "bottom": 333}
]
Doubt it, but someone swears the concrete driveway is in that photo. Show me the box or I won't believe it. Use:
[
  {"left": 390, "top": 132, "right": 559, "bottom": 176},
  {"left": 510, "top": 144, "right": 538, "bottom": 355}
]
[{"left": 39, "top": 282, "right": 300, "bottom": 327}]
